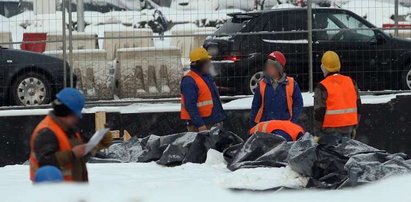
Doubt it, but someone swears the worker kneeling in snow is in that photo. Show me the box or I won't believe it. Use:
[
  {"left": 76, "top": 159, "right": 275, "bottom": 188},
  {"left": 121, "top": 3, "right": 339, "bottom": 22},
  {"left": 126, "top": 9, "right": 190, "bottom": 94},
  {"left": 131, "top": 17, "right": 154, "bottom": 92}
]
[
  {"left": 314, "top": 51, "right": 361, "bottom": 145},
  {"left": 29, "top": 88, "right": 112, "bottom": 182},
  {"left": 249, "top": 51, "right": 303, "bottom": 128},
  {"left": 249, "top": 120, "right": 304, "bottom": 141},
  {"left": 180, "top": 47, "right": 226, "bottom": 132}
]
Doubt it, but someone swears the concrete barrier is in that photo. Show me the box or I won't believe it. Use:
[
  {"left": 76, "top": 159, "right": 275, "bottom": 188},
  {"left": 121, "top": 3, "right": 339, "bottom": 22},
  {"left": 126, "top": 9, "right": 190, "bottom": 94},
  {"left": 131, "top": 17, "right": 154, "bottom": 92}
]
[
  {"left": 44, "top": 49, "right": 114, "bottom": 100},
  {"left": 116, "top": 47, "right": 182, "bottom": 98},
  {"left": 46, "top": 32, "right": 98, "bottom": 51},
  {"left": 103, "top": 29, "right": 154, "bottom": 60},
  {"left": 170, "top": 27, "right": 216, "bottom": 58},
  {"left": 0, "top": 32, "right": 13, "bottom": 49}
]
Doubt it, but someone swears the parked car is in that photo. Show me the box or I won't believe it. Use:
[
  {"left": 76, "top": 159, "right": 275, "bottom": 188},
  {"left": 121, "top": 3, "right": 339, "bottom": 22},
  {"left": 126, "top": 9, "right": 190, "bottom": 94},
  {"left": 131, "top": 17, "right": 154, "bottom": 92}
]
[
  {"left": 0, "top": 47, "right": 74, "bottom": 106},
  {"left": 204, "top": 8, "right": 411, "bottom": 94}
]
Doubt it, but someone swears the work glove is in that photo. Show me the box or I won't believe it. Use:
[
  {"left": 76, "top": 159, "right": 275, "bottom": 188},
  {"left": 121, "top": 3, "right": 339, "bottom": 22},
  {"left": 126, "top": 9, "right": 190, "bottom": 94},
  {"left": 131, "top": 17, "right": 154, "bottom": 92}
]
[
  {"left": 95, "top": 131, "right": 113, "bottom": 151},
  {"left": 351, "top": 128, "right": 357, "bottom": 140}
]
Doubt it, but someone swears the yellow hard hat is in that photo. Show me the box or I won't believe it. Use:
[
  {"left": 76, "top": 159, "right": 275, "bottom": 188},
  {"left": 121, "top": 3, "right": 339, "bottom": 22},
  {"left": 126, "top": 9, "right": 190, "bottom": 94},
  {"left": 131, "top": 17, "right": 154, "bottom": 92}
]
[
  {"left": 321, "top": 51, "right": 341, "bottom": 72},
  {"left": 190, "top": 47, "right": 211, "bottom": 62}
]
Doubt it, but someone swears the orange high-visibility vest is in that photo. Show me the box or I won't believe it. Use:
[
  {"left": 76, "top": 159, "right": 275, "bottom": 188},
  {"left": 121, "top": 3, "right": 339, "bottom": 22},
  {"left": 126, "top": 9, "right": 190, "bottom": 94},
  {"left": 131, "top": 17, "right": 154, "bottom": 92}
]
[
  {"left": 254, "top": 77, "right": 295, "bottom": 123},
  {"left": 320, "top": 74, "right": 358, "bottom": 128},
  {"left": 29, "top": 115, "right": 81, "bottom": 182},
  {"left": 249, "top": 120, "right": 304, "bottom": 141},
  {"left": 181, "top": 70, "right": 214, "bottom": 120}
]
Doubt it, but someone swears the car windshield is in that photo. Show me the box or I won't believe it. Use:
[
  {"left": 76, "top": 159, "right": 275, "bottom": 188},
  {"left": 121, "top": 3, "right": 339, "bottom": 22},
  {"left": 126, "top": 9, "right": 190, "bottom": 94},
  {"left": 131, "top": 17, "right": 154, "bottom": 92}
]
[{"left": 214, "top": 18, "right": 248, "bottom": 36}]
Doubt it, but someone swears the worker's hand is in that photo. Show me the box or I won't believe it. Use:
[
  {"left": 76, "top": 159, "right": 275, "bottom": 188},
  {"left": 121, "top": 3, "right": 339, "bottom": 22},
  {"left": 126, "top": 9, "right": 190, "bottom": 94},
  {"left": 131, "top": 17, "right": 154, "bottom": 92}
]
[
  {"left": 95, "top": 131, "right": 113, "bottom": 151},
  {"left": 198, "top": 126, "right": 208, "bottom": 132},
  {"left": 72, "top": 144, "right": 86, "bottom": 158}
]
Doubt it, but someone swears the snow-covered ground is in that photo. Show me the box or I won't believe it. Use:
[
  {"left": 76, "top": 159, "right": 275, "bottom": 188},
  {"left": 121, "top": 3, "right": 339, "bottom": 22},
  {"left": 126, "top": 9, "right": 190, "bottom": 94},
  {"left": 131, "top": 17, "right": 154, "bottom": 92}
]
[
  {"left": 1, "top": 150, "right": 411, "bottom": 202},
  {"left": 0, "top": 92, "right": 409, "bottom": 117}
]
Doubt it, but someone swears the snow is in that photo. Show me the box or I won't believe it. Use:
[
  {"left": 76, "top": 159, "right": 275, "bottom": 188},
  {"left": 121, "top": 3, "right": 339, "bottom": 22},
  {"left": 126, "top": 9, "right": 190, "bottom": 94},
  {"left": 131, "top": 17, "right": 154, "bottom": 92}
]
[
  {"left": 263, "top": 39, "right": 309, "bottom": 44},
  {"left": 0, "top": 92, "right": 409, "bottom": 117},
  {"left": 2, "top": 155, "right": 411, "bottom": 202},
  {"left": 339, "top": 0, "right": 411, "bottom": 27}
]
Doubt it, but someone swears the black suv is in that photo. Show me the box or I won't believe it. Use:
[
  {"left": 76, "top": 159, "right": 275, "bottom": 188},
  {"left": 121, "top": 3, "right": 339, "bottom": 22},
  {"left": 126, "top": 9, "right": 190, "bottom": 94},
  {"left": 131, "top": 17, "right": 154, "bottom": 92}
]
[
  {"left": 204, "top": 8, "right": 411, "bottom": 94},
  {"left": 0, "top": 47, "right": 73, "bottom": 106}
]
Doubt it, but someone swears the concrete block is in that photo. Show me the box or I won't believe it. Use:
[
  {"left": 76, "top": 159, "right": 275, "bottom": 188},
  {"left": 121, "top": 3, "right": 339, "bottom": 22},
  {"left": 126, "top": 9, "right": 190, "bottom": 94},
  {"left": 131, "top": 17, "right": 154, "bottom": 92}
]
[
  {"left": 46, "top": 32, "right": 98, "bottom": 51},
  {"left": 0, "top": 32, "right": 13, "bottom": 49},
  {"left": 116, "top": 47, "right": 182, "bottom": 98},
  {"left": 44, "top": 49, "right": 114, "bottom": 100},
  {"left": 103, "top": 29, "right": 154, "bottom": 60},
  {"left": 170, "top": 27, "right": 216, "bottom": 58}
]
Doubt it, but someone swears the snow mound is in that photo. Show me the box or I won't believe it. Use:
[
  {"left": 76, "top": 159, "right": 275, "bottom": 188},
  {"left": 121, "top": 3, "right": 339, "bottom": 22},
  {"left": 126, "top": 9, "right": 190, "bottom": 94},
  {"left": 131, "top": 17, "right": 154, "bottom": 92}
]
[{"left": 219, "top": 166, "right": 308, "bottom": 190}]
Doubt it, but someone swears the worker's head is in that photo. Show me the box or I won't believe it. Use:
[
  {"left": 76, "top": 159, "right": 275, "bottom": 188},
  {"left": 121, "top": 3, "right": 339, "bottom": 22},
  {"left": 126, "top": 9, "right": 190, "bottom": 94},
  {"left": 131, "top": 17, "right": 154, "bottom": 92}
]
[
  {"left": 321, "top": 51, "right": 341, "bottom": 77},
  {"left": 53, "top": 88, "right": 85, "bottom": 128},
  {"left": 265, "top": 51, "right": 286, "bottom": 79},
  {"left": 190, "top": 47, "right": 212, "bottom": 74},
  {"left": 34, "top": 166, "right": 64, "bottom": 184},
  {"left": 315, "top": 14, "right": 329, "bottom": 29}
]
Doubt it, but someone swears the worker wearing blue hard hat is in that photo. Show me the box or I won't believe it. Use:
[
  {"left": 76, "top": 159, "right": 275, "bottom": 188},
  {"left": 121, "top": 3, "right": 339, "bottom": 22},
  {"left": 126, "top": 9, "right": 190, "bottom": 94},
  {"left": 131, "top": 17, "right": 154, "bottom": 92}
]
[{"left": 29, "top": 88, "right": 113, "bottom": 182}]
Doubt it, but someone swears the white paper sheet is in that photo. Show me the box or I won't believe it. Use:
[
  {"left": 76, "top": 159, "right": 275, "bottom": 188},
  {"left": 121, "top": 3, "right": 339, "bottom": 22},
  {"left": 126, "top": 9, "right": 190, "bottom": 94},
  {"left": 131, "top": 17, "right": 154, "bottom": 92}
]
[{"left": 85, "top": 128, "right": 110, "bottom": 154}]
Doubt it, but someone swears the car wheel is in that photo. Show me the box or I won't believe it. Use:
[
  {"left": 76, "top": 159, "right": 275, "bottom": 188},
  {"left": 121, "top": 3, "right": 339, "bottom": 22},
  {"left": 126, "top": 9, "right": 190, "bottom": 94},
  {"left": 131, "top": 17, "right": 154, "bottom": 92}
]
[
  {"left": 11, "top": 72, "right": 52, "bottom": 106},
  {"left": 402, "top": 66, "right": 411, "bottom": 90},
  {"left": 247, "top": 71, "right": 264, "bottom": 95}
]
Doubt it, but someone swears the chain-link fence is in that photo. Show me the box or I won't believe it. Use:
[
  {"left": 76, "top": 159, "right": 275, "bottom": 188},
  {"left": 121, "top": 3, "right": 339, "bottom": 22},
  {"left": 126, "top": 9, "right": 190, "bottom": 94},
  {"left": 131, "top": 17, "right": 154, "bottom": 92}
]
[{"left": 1, "top": 0, "right": 411, "bottom": 107}]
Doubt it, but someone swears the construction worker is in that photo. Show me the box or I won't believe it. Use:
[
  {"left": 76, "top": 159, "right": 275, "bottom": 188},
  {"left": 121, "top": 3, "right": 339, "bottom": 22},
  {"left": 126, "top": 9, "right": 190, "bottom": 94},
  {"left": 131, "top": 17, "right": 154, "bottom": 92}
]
[
  {"left": 314, "top": 51, "right": 361, "bottom": 145},
  {"left": 250, "top": 120, "right": 305, "bottom": 142},
  {"left": 180, "top": 47, "right": 226, "bottom": 132},
  {"left": 29, "top": 88, "right": 112, "bottom": 182},
  {"left": 250, "top": 51, "right": 303, "bottom": 128}
]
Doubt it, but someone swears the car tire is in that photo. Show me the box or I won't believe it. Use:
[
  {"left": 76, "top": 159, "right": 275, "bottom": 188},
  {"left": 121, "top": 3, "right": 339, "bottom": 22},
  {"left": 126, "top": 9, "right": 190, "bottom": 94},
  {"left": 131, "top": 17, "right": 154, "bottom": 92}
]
[
  {"left": 11, "top": 72, "right": 52, "bottom": 106},
  {"left": 245, "top": 71, "right": 264, "bottom": 95},
  {"left": 401, "top": 65, "right": 411, "bottom": 90}
]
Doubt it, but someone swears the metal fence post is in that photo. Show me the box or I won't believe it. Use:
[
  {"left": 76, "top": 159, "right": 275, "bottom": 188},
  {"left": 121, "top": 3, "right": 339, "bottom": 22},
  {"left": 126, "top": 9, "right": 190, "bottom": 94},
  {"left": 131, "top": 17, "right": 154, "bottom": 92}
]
[
  {"left": 395, "top": 0, "right": 399, "bottom": 37},
  {"left": 62, "top": 0, "right": 67, "bottom": 88},
  {"left": 307, "top": 0, "right": 314, "bottom": 93},
  {"left": 77, "top": 0, "right": 85, "bottom": 32},
  {"left": 68, "top": 0, "right": 74, "bottom": 88}
]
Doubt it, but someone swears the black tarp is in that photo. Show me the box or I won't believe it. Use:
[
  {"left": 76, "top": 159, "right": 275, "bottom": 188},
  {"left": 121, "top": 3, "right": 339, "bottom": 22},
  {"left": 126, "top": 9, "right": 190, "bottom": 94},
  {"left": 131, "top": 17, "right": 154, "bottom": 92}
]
[
  {"left": 107, "top": 127, "right": 243, "bottom": 166},
  {"left": 105, "top": 129, "right": 411, "bottom": 189}
]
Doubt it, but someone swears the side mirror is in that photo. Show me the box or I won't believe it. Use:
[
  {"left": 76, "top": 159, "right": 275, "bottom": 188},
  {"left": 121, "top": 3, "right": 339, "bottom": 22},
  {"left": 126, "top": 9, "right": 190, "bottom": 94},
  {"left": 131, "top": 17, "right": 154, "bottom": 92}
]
[{"left": 374, "top": 32, "right": 386, "bottom": 44}]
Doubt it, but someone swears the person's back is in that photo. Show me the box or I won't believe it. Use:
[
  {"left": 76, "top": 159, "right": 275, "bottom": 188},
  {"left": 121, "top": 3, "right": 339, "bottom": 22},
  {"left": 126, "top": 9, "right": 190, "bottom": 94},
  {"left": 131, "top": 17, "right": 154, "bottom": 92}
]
[{"left": 314, "top": 51, "right": 361, "bottom": 145}]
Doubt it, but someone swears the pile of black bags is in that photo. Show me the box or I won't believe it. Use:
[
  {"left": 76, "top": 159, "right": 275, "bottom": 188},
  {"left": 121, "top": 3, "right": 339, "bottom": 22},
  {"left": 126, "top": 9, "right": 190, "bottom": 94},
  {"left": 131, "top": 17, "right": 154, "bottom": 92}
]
[{"left": 105, "top": 127, "right": 411, "bottom": 189}]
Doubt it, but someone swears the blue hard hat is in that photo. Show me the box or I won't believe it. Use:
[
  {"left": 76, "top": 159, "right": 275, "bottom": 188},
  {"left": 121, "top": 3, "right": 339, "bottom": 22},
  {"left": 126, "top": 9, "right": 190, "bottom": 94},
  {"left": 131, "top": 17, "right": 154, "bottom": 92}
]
[
  {"left": 34, "top": 166, "right": 64, "bottom": 183},
  {"left": 56, "top": 88, "right": 85, "bottom": 118}
]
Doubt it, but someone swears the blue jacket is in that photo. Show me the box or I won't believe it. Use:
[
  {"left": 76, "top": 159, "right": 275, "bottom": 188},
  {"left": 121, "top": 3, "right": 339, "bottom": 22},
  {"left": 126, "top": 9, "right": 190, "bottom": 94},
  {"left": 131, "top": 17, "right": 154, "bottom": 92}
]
[
  {"left": 180, "top": 68, "right": 226, "bottom": 127},
  {"left": 273, "top": 129, "right": 304, "bottom": 142},
  {"left": 249, "top": 76, "right": 303, "bottom": 128}
]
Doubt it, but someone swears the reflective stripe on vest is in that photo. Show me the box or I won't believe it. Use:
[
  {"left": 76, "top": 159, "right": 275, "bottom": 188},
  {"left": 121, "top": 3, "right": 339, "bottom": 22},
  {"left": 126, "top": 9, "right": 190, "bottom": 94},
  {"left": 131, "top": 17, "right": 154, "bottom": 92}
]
[
  {"left": 254, "top": 76, "right": 295, "bottom": 123},
  {"left": 249, "top": 120, "right": 304, "bottom": 141},
  {"left": 320, "top": 74, "right": 359, "bottom": 128},
  {"left": 180, "top": 71, "right": 214, "bottom": 120},
  {"left": 29, "top": 115, "right": 81, "bottom": 182}
]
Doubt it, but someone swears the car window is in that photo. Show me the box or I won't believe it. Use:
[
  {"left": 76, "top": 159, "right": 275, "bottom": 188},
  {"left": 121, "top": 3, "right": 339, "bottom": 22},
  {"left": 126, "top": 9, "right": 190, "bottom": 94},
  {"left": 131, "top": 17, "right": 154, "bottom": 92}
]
[
  {"left": 214, "top": 18, "right": 248, "bottom": 36},
  {"left": 314, "top": 12, "right": 375, "bottom": 42},
  {"left": 260, "top": 12, "right": 308, "bottom": 40}
]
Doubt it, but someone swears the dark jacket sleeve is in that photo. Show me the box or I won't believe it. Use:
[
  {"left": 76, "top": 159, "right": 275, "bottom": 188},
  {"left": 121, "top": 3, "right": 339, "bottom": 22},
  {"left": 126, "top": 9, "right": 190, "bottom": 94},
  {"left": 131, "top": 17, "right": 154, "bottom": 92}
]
[
  {"left": 34, "top": 128, "right": 75, "bottom": 168},
  {"left": 353, "top": 80, "right": 362, "bottom": 123},
  {"left": 291, "top": 80, "right": 303, "bottom": 123},
  {"left": 313, "top": 84, "right": 327, "bottom": 132},
  {"left": 181, "top": 77, "right": 205, "bottom": 128},
  {"left": 249, "top": 84, "right": 262, "bottom": 128}
]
